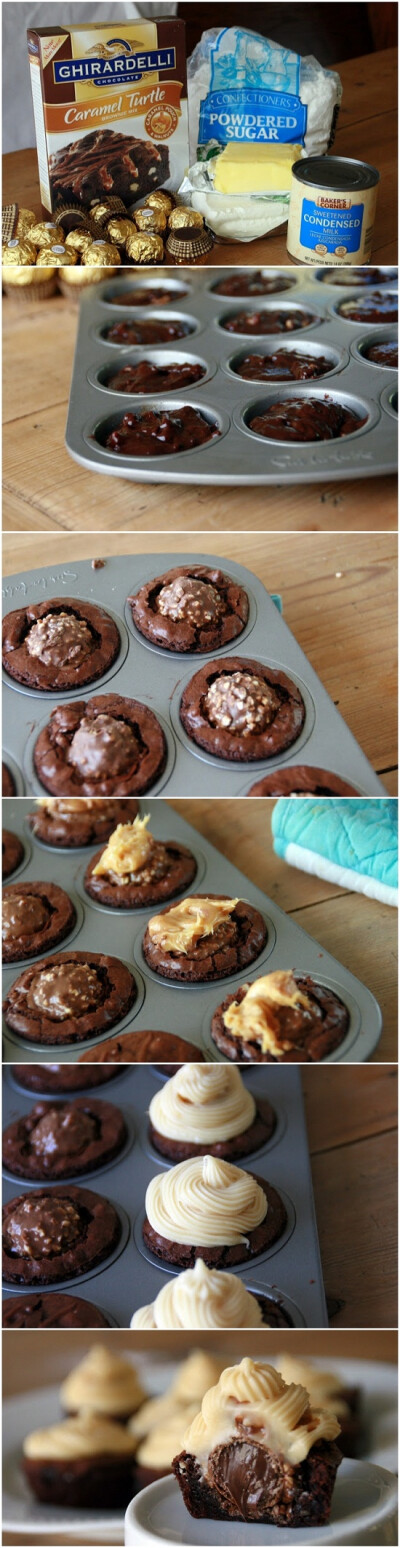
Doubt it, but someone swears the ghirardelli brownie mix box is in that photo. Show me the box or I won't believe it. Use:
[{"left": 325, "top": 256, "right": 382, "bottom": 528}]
[{"left": 27, "top": 19, "right": 188, "bottom": 217}]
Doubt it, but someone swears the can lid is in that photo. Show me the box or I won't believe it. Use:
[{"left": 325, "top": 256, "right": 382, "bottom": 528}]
[{"left": 292, "top": 156, "right": 380, "bottom": 192}]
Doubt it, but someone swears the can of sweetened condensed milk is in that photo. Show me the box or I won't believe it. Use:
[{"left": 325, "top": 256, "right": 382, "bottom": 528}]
[{"left": 287, "top": 155, "right": 380, "bottom": 265}]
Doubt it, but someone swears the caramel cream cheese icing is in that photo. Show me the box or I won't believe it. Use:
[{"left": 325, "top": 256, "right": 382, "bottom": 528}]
[
  {"left": 23, "top": 1411, "right": 137, "bottom": 1460},
  {"left": 131, "top": 1258, "right": 264, "bottom": 1329},
  {"left": 276, "top": 1356, "right": 352, "bottom": 1419},
  {"left": 36, "top": 797, "right": 118, "bottom": 814},
  {"left": 147, "top": 896, "right": 239, "bottom": 953},
  {"left": 183, "top": 1358, "right": 341, "bottom": 1468},
  {"left": 136, "top": 1404, "right": 200, "bottom": 1470},
  {"left": 129, "top": 1352, "right": 224, "bottom": 1440},
  {"left": 93, "top": 815, "right": 156, "bottom": 881},
  {"left": 60, "top": 1343, "right": 145, "bottom": 1417},
  {"left": 224, "top": 970, "right": 313, "bottom": 1056},
  {"left": 145, "top": 1154, "right": 267, "bottom": 1246},
  {"left": 148, "top": 1064, "right": 256, "bottom": 1144}
]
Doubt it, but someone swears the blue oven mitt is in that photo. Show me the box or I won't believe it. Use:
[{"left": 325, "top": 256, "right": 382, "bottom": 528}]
[{"left": 271, "top": 798, "right": 398, "bottom": 906}]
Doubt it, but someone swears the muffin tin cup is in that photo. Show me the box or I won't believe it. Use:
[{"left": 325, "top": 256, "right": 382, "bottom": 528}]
[
  {"left": 1, "top": 603, "right": 130, "bottom": 702},
  {"left": 328, "top": 287, "right": 398, "bottom": 326},
  {"left": 99, "top": 276, "right": 195, "bottom": 307},
  {"left": 201, "top": 973, "right": 363, "bottom": 1066},
  {"left": 66, "top": 270, "right": 397, "bottom": 484},
  {"left": 2, "top": 797, "right": 383, "bottom": 1067},
  {"left": 75, "top": 841, "right": 208, "bottom": 919},
  {"left": 222, "top": 338, "right": 349, "bottom": 384},
  {"left": 93, "top": 309, "right": 202, "bottom": 350},
  {"left": 2, "top": 753, "right": 25, "bottom": 795},
  {"left": 85, "top": 398, "right": 231, "bottom": 462},
  {"left": 206, "top": 269, "right": 300, "bottom": 301},
  {"left": 350, "top": 327, "right": 398, "bottom": 371},
  {"left": 2, "top": 831, "right": 32, "bottom": 883},
  {"left": 140, "top": 1085, "right": 287, "bottom": 1170},
  {"left": 2, "top": 1105, "right": 136, "bottom": 1188},
  {"left": 2, "top": 1194, "right": 131, "bottom": 1296},
  {"left": 88, "top": 351, "right": 217, "bottom": 397},
  {"left": 2, "top": 552, "right": 386, "bottom": 798},
  {"left": 236, "top": 385, "right": 379, "bottom": 449},
  {"left": 2, "top": 1064, "right": 317, "bottom": 1326},
  {"left": 380, "top": 385, "right": 398, "bottom": 422},
  {"left": 1, "top": 888, "right": 85, "bottom": 972}
]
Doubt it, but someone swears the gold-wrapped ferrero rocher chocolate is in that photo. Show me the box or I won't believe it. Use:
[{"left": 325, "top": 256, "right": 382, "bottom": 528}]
[
  {"left": 145, "top": 190, "right": 175, "bottom": 214},
  {"left": 65, "top": 229, "right": 94, "bottom": 256},
  {"left": 135, "top": 206, "right": 167, "bottom": 234},
  {"left": 15, "top": 207, "right": 37, "bottom": 237},
  {"left": 168, "top": 206, "right": 204, "bottom": 230},
  {"left": 83, "top": 240, "right": 121, "bottom": 267},
  {"left": 2, "top": 236, "right": 37, "bottom": 265},
  {"left": 2, "top": 264, "right": 57, "bottom": 288},
  {"left": 29, "top": 221, "right": 65, "bottom": 248},
  {"left": 36, "top": 245, "right": 77, "bottom": 267},
  {"left": 106, "top": 217, "right": 137, "bottom": 249},
  {"left": 125, "top": 232, "right": 165, "bottom": 264}
]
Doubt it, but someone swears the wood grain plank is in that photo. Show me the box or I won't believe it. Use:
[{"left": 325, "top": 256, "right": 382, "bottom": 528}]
[
  {"left": 311, "top": 1130, "right": 397, "bottom": 1326},
  {"left": 302, "top": 1065, "right": 398, "bottom": 1152}
]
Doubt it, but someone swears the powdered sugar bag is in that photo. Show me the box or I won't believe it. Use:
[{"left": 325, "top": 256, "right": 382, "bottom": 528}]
[{"left": 188, "top": 27, "right": 342, "bottom": 162}]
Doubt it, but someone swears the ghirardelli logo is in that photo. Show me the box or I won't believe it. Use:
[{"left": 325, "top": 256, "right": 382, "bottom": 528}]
[{"left": 53, "top": 40, "right": 176, "bottom": 88}]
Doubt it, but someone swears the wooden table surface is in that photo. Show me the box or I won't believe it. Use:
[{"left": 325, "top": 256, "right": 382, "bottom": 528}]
[
  {"left": 3, "top": 50, "right": 397, "bottom": 266},
  {"left": 3, "top": 529, "right": 397, "bottom": 794}
]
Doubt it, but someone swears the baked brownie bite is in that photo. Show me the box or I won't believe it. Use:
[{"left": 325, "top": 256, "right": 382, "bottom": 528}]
[
  {"left": 180, "top": 656, "right": 305, "bottom": 762},
  {"left": 12, "top": 1063, "right": 121, "bottom": 1093},
  {"left": 211, "top": 969, "right": 349, "bottom": 1063},
  {"left": 213, "top": 271, "right": 295, "bottom": 296},
  {"left": 222, "top": 308, "right": 317, "bottom": 333},
  {"left": 79, "top": 1030, "right": 204, "bottom": 1067},
  {"left": 143, "top": 1153, "right": 286, "bottom": 1269},
  {"left": 172, "top": 1357, "right": 341, "bottom": 1525},
  {"left": 337, "top": 291, "right": 398, "bottom": 323},
  {"left": 3, "top": 1183, "right": 121, "bottom": 1284},
  {"left": 106, "top": 317, "right": 194, "bottom": 345},
  {"left": 3, "top": 1096, "right": 127, "bottom": 1181},
  {"left": 22, "top": 1411, "right": 136, "bottom": 1509},
  {"left": 3, "top": 949, "right": 137, "bottom": 1046},
  {"left": 105, "top": 406, "right": 220, "bottom": 457},
  {"left": 276, "top": 1355, "right": 362, "bottom": 1459},
  {"left": 129, "top": 564, "right": 248, "bottom": 653},
  {"left": 2, "top": 598, "right": 120, "bottom": 692},
  {"left": 49, "top": 127, "right": 169, "bottom": 208},
  {"left": 84, "top": 814, "right": 196, "bottom": 909},
  {"left": 233, "top": 349, "right": 333, "bottom": 382},
  {"left": 2, "top": 762, "right": 16, "bottom": 796},
  {"left": 364, "top": 340, "right": 398, "bottom": 367},
  {"left": 131, "top": 1258, "right": 293, "bottom": 1330},
  {"left": 2, "top": 881, "right": 76, "bottom": 964},
  {"left": 249, "top": 398, "right": 367, "bottom": 442},
  {"left": 143, "top": 894, "right": 267, "bottom": 983},
  {"left": 107, "top": 360, "right": 206, "bottom": 394},
  {"left": 61, "top": 1343, "right": 145, "bottom": 1422},
  {"left": 2, "top": 829, "right": 24, "bottom": 879},
  {"left": 33, "top": 693, "right": 166, "bottom": 796},
  {"left": 148, "top": 1063, "right": 275, "bottom": 1161},
  {"left": 28, "top": 796, "right": 138, "bottom": 848},
  {"left": 247, "top": 767, "right": 359, "bottom": 796},
  {"left": 3, "top": 1291, "right": 111, "bottom": 1327}
]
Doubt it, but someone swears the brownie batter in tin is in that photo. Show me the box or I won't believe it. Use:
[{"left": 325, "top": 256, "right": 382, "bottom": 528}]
[
  {"left": 129, "top": 565, "right": 248, "bottom": 653},
  {"left": 2, "top": 880, "right": 76, "bottom": 963},
  {"left": 319, "top": 266, "right": 397, "bottom": 286},
  {"left": 337, "top": 291, "right": 398, "bottom": 323},
  {"left": 249, "top": 398, "right": 367, "bottom": 443},
  {"left": 222, "top": 309, "right": 317, "bottom": 335},
  {"left": 2, "top": 1183, "right": 121, "bottom": 1284},
  {"left": 105, "top": 406, "right": 220, "bottom": 457},
  {"left": 364, "top": 340, "right": 398, "bottom": 367},
  {"left": 106, "top": 318, "right": 194, "bottom": 346},
  {"left": 33, "top": 693, "right": 167, "bottom": 796},
  {"left": 213, "top": 272, "right": 295, "bottom": 297},
  {"left": 2, "top": 598, "right": 120, "bottom": 693},
  {"left": 107, "top": 361, "right": 206, "bottom": 394},
  {"left": 180, "top": 656, "right": 305, "bottom": 762},
  {"left": 233, "top": 350, "right": 333, "bottom": 382},
  {"left": 109, "top": 287, "right": 188, "bottom": 307},
  {"left": 3, "top": 948, "right": 137, "bottom": 1045}
]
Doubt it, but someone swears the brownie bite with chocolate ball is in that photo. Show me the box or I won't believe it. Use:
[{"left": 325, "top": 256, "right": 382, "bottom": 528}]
[
  {"left": 33, "top": 693, "right": 166, "bottom": 796},
  {"left": 3, "top": 881, "right": 76, "bottom": 964},
  {"left": 223, "top": 308, "right": 316, "bottom": 334},
  {"left": 61, "top": 1342, "right": 145, "bottom": 1422},
  {"left": 247, "top": 767, "right": 359, "bottom": 796},
  {"left": 108, "top": 360, "right": 205, "bottom": 394},
  {"left": 22, "top": 1410, "right": 136, "bottom": 1509},
  {"left": 12, "top": 1063, "right": 121, "bottom": 1093},
  {"left": 2, "top": 1183, "right": 120, "bottom": 1284},
  {"left": 249, "top": 398, "right": 367, "bottom": 442},
  {"left": 180, "top": 656, "right": 305, "bottom": 762},
  {"left": 214, "top": 271, "right": 295, "bottom": 296},
  {"left": 3, "top": 949, "right": 136, "bottom": 1046},
  {"left": 211, "top": 969, "right": 349, "bottom": 1063},
  {"left": 172, "top": 1358, "right": 341, "bottom": 1525},
  {"left": 3, "top": 1291, "right": 111, "bottom": 1328},
  {"left": 2, "top": 598, "right": 120, "bottom": 692},
  {"left": 2, "top": 829, "right": 24, "bottom": 880},
  {"left": 129, "top": 565, "right": 248, "bottom": 654},
  {"left": 106, "top": 317, "right": 193, "bottom": 345},
  {"left": 84, "top": 814, "right": 196, "bottom": 909},
  {"left": 2, "top": 763, "right": 15, "bottom": 796},
  {"left": 337, "top": 290, "right": 398, "bottom": 323},
  {"left": 105, "top": 406, "right": 220, "bottom": 458},
  {"left": 143, "top": 1153, "right": 286, "bottom": 1269},
  {"left": 234, "top": 349, "right": 333, "bottom": 382},
  {"left": 28, "top": 796, "right": 138, "bottom": 848},
  {"left": 79, "top": 1030, "right": 204, "bottom": 1067},
  {"left": 143, "top": 894, "right": 267, "bottom": 983},
  {"left": 3, "top": 1096, "right": 127, "bottom": 1181},
  {"left": 148, "top": 1063, "right": 275, "bottom": 1162}
]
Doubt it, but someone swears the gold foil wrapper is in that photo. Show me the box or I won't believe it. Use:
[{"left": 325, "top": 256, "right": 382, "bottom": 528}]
[
  {"left": 145, "top": 191, "right": 175, "bottom": 214},
  {"left": 91, "top": 202, "right": 116, "bottom": 228},
  {"left": 15, "top": 207, "right": 37, "bottom": 237},
  {"left": 58, "top": 265, "right": 117, "bottom": 289},
  {"left": 125, "top": 233, "right": 165, "bottom": 264},
  {"left": 29, "top": 221, "right": 65, "bottom": 248},
  {"left": 168, "top": 207, "right": 204, "bottom": 230},
  {"left": 83, "top": 241, "right": 121, "bottom": 267},
  {"left": 36, "top": 245, "right": 77, "bottom": 267},
  {"left": 2, "top": 237, "right": 37, "bottom": 265},
  {"left": 135, "top": 207, "right": 167, "bottom": 234},
  {"left": 65, "top": 229, "right": 94, "bottom": 255},
  {"left": 106, "top": 217, "right": 137, "bottom": 249},
  {"left": 2, "top": 264, "right": 56, "bottom": 288}
]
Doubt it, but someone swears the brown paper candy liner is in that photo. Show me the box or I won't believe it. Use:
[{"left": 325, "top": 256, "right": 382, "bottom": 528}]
[
  {"left": 36, "top": 245, "right": 77, "bottom": 267},
  {"left": 165, "top": 227, "right": 214, "bottom": 264},
  {"left": 57, "top": 266, "right": 117, "bottom": 296},
  {"left": 29, "top": 221, "right": 65, "bottom": 248},
  {"left": 135, "top": 206, "right": 167, "bottom": 234},
  {"left": 2, "top": 236, "right": 37, "bottom": 265},
  {"left": 125, "top": 232, "right": 165, "bottom": 264},
  {"left": 55, "top": 203, "right": 98, "bottom": 239},
  {"left": 168, "top": 206, "right": 204, "bottom": 229},
  {"left": 90, "top": 196, "right": 127, "bottom": 229},
  {"left": 83, "top": 240, "right": 121, "bottom": 267},
  {"left": 2, "top": 205, "right": 19, "bottom": 242},
  {"left": 145, "top": 190, "right": 176, "bottom": 214},
  {"left": 106, "top": 217, "right": 137, "bottom": 249},
  {"left": 3, "top": 267, "right": 57, "bottom": 301}
]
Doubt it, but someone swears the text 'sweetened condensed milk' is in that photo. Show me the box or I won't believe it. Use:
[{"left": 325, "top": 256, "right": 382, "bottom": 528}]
[{"left": 287, "top": 155, "right": 380, "bottom": 265}]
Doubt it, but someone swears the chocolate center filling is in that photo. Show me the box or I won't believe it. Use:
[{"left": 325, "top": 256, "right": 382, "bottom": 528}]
[
  {"left": 4, "top": 1196, "right": 82, "bottom": 1258},
  {"left": 29, "top": 963, "right": 103, "bottom": 1019},
  {"left": 30, "top": 1107, "right": 96, "bottom": 1158},
  {"left": 157, "top": 576, "right": 221, "bottom": 626},
  {"left": 27, "top": 612, "right": 93, "bottom": 667},
  {"left": 204, "top": 673, "right": 279, "bottom": 735},
  {"left": 68, "top": 714, "right": 139, "bottom": 778},
  {"left": 3, "top": 895, "right": 49, "bottom": 940}
]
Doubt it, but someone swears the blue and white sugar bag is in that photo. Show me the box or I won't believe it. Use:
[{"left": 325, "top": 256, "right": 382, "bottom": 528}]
[
  {"left": 272, "top": 799, "right": 398, "bottom": 907},
  {"left": 187, "top": 26, "right": 342, "bottom": 162}
]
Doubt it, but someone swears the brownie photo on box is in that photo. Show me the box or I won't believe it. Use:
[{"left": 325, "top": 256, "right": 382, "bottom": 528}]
[
  {"left": 49, "top": 129, "right": 169, "bottom": 210},
  {"left": 172, "top": 1358, "right": 342, "bottom": 1525}
]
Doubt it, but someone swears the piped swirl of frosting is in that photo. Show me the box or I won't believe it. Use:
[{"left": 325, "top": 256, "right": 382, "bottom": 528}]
[
  {"left": 145, "top": 1154, "right": 267, "bottom": 1246},
  {"left": 276, "top": 1356, "right": 351, "bottom": 1419},
  {"left": 148, "top": 1063, "right": 256, "bottom": 1144},
  {"left": 183, "top": 1357, "right": 341, "bottom": 1467},
  {"left": 23, "top": 1411, "right": 137, "bottom": 1461},
  {"left": 130, "top": 1257, "right": 263, "bottom": 1329},
  {"left": 93, "top": 815, "right": 156, "bottom": 881},
  {"left": 147, "top": 896, "right": 238, "bottom": 954},
  {"left": 136, "top": 1404, "right": 200, "bottom": 1470},
  {"left": 60, "top": 1343, "right": 144, "bottom": 1416},
  {"left": 224, "top": 971, "right": 313, "bottom": 1056}
]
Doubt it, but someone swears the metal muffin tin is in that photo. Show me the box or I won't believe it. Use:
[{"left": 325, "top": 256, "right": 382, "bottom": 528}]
[
  {"left": 65, "top": 267, "right": 397, "bottom": 485},
  {"left": 1, "top": 552, "right": 386, "bottom": 795},
  {"left": 2, "top": 796, "right": 382, "bottom": 1066},
  {"left": 2, "top": 1060, "right": 327, "bottom": 1327}
]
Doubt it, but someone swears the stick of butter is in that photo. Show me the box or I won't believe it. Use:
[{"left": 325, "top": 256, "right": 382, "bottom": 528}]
[{"left": 213, "top": 143, "right": 303, "bottom": 195}]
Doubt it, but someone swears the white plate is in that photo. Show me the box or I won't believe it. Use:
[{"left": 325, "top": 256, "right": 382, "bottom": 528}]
[
  {"left": 3, "top": 1358, "right": 397, "bottom": 1541},
  {"left": 126, "top": 1463, "right": 398, "bottom": 1546}
]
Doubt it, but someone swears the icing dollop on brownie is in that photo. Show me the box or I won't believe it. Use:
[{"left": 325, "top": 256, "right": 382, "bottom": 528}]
[
  {"left": 131, "top": 1257, "right": 264, "bottom": 1330},
  {"left": 149, "top": 1064, "right": 256, "bottom": 1144},
  {"left": 145, "top": 1155, "right": 267, "bottom": 1246},
  {"left": 183, "top": 1357, "right": 341, "bottom": 1466}
]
